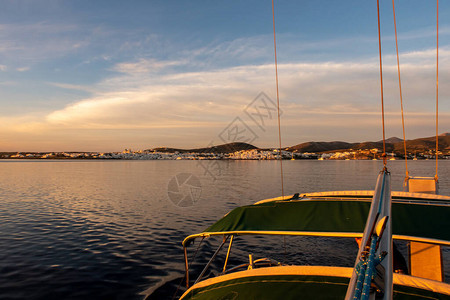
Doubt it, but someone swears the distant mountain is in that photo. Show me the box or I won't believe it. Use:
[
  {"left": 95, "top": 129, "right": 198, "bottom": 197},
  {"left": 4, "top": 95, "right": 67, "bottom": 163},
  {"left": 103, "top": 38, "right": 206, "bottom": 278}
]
[
  {"left": 352, "top": 141, "right": 393, "bottom": 152},
  {"left": 148, "top": 133, "right": 449, "bottom": 155},
  {"left": 393, "top": 135, "right": 450, "bottom": 152},
  {"left": 286, "top": 141, "right": 354, "bottom": 152},
  {"left": 197, "top": 142, "right": 257, "bottom": 153},
  {"left": 149, "top": 142, "right": 257, "bottom": 154},
  {"left": 378, "top": 137, "right": 403, "bottom": 144},
  {"left": 286, "top": 134, "right": 449, "bottom": 154}
]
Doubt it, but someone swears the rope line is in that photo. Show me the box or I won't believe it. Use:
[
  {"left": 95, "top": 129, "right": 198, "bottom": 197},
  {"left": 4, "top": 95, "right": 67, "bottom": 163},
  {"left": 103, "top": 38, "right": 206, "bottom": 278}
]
[
  {"left": 435, "top": 0, "right": 439, "bottom": 180},
  {"left": 391, "top": 0, "right": 408, "bottom": 179},
  {"left": 272, "top": 0, "right": 285, "bottom": 198},
  {"left": 172, "top": 237, "right": 205, "bottom": 300},
  {"left": 377, "top": 0, "right": 387, "bottom": 167}
]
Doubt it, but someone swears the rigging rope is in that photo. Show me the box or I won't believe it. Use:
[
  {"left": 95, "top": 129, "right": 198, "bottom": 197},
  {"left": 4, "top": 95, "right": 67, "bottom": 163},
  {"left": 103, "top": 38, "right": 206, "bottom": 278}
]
[
  {"left": 435, "top": 0, "right": 439, "bottom": 180},
  {"left": 391, "top": 0, "right": 409, "bottom": 180},
  {"left": 172, "top": 237, "right": 205, "bottom": 300},
  {"left": 377, "top": 0, "right": 387, "bottom": 167},
  {"left": 272, "top": 0, "right": 285, "bottom": 198}
]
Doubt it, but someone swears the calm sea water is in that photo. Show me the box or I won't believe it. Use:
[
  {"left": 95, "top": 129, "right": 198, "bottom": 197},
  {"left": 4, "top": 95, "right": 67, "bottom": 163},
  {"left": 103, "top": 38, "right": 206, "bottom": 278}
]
[{"left": 0, "top": 160, "right": 448, "bottom": 299}]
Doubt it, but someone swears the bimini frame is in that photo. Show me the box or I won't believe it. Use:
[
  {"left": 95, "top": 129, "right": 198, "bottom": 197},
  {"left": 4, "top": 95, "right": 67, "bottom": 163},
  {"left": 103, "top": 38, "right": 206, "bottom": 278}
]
[{"left": 182, "top": 189, "right": 450, "bottom": 289}]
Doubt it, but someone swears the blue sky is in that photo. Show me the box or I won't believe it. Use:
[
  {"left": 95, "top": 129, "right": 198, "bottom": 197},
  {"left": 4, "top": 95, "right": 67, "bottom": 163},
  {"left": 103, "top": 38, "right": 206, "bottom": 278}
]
[{"left": 0, "top": 0, "right": 449, "bottom": 151}]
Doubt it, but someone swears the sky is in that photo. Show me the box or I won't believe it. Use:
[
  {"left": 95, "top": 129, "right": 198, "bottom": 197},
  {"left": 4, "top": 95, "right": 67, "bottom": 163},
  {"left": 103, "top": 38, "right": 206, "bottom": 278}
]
[{"left": 0, "top": 0, "right": 449, "bottom": 152}]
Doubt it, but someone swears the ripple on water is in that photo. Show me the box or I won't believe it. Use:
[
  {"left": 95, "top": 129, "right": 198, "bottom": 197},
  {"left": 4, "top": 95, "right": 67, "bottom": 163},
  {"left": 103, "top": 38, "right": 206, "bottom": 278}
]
[{"left": 0, "top": 160, "right": 448, "bottom": 299}]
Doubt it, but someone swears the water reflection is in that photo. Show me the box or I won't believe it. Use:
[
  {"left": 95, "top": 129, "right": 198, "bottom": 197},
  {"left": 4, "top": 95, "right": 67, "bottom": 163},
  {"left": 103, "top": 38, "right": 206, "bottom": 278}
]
[{"left": 0, "top": 160, "right": 448, "bottom": 299}]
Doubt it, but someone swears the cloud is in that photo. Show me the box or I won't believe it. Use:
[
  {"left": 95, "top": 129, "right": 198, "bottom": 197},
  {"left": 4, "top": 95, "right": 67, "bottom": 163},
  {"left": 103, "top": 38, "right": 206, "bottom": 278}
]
[
  {"left": 16, "top": 66, "right": 30, "bottom": 72},
  {"left": 0, "top": 22, "right": 88, "bottom": 64},
  {"left": 0, "top": 64, "right": 6, "bottom": 71},
  {"left": 1, "top": 37, "right": 449, "bottom": 150},
  {"left": 47, "top": 82, "right": 96, "bottom": 93},
  {"left": 0, "top": 81, "right": 16, "bottom": 86},
  {"left": 382, "top": 48, "right": 450, "bottom": 67},
  {"left": 113, "top": 59, "right": 187, "bottom": 74},
  {"left": 42, "top": 46, "right": 450, "bottom": 136},
  {"left": 393, "top": 26, "right": 450, "bottom": 42}
]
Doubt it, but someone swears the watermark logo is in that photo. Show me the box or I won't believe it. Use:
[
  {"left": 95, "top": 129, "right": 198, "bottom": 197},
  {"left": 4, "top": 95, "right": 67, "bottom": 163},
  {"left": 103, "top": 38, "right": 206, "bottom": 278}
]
[
  {"left": 244, "top": 92, "right": 281, "bottom": 131},
  {"left": 167, "top": 173, "right": 202, "bottom": 207},
  {"left": 197, "top": 159, "right": 222, "bottom": 182},
  {"left": 168, "top": 92, "right": 280, "bottom": 205},
  {"left": 218, "top": 116, "right": 258, "bottom": 145},
  {"left": 197, "top": 92, "right": 280, "bottom": 183}
]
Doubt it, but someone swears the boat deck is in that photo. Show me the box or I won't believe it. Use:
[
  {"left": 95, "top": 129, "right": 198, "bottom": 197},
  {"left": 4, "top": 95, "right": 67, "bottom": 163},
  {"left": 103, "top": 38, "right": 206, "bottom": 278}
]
[{"left": 181, "top": 266, "right": 450, "bottom": 299}]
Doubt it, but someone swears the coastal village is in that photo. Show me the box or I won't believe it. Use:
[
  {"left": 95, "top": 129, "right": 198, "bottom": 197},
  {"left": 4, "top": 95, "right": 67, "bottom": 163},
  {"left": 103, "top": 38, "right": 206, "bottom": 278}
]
[
  {"left": 2, "top": 133, "right": 449, "bottom": 160},
  {"left": 1, "top": 146, "right": 448, "bottom": 160}
]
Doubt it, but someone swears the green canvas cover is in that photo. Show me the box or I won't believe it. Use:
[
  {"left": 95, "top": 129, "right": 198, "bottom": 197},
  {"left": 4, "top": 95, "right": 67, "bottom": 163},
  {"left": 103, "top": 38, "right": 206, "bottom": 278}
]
[
  {"left": 182, "top": 274, "right": 349, "bottom": 300},
  {"left": 186, "top": 200, "right": 450, "bottom": 245},
  {"left": 181, "top": 274, "right": 448, "bottom": 300}
]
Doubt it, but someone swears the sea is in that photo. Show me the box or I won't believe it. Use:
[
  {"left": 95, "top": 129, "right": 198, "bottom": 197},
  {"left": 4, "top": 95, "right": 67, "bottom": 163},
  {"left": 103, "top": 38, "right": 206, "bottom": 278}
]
[{"left": 0, "top": 159, "right": 448, "bottom": 299}]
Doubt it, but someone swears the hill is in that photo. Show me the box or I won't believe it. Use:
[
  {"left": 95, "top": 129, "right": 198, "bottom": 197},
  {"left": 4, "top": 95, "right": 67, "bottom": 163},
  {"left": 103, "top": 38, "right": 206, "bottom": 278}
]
[
  {"left": 149, "top": 142, "right": 257, "bottom": 154},
  {"left": 353, "top": 141, "right": 394, "bottom": 152},
  {"left": 148, "top": 133, "right": 449, "bottom": 155},
  {"left": 286, "top": 141, "right": 354, "bottom": 152},
  {"left": 286, "top": 133, "right": 449, "bottom": 154},
  {"left": 378, "top": 137, "right": 403, "bottom": 144},
  {"left": 393, "top": 135, "right": 450, "bottom": 152}
]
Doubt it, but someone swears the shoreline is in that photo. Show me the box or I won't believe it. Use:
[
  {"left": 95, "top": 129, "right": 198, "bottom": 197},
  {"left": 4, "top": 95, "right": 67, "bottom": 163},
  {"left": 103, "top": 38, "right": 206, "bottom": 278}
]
[{"left": 1, "top": 157, "right": 448, "bottom": 161}]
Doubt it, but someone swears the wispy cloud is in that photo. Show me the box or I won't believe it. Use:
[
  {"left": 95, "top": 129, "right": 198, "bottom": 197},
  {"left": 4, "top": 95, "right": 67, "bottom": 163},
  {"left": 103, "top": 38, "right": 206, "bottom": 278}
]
[
  {"left": 16, "top": 66, "right": 30, "bottom": 72},
  {"left": 0, "top": 22, "right": 88, "bottom": 64},
  {"left": 41, "top": 45, "right": 449, "bottom": 135},
  {"left": 0, "top": 81, "right": 16, "bottom": 86},
  {"left": 47, "top": 82, "right": 97, "bottom": 93},
  {"left": 393, "top": 26, "right": 450, "bottom": 41},
  {"left": 113, "top": 58, "right": 187, "bottom": 74},
  {"left": 1, "top": 34, "right": 449, "bottom": 150}
]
